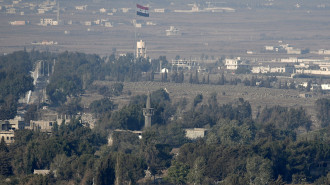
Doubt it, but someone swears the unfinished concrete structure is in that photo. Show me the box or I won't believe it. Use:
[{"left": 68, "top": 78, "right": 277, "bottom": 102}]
[{"left": 0, "top": 118, "right": 25, "bottom": 144}]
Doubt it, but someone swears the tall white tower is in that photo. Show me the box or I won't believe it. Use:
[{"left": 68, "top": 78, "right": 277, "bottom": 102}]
[
  {"left": 143, "top": 92, "right": 154, "bottom": 128},
  {"left": 136, "top": 40, "right": 147, "bottom": 58}
]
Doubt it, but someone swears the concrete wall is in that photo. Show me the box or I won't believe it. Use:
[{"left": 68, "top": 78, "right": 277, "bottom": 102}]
[{"left": 185, "top": 128, "right": 207, "bottom": 139}]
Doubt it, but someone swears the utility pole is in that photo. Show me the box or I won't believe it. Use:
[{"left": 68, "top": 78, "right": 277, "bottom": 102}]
[{"left": 57, "top": 0, "right": 60, "bottom": 23}]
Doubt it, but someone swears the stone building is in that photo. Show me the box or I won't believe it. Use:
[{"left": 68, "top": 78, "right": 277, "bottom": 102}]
[
  {"left": 185, "top": 128, "right": 208, "bottom": 139},
  {"left": 143, "top": 92, "right": 154, "bottom": 128}
]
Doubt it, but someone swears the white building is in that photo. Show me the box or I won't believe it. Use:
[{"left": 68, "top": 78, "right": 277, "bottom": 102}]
[
  {"left": 287, "top": 48, "right": 302, "bottom": 54},
  {"left": 6, "top": 8, "right": 16, "bottom": 14},
  {"left": 281, "top": 57, "right": 298, "bottom": 63},
  {"left": 161, "top": 68, "right": 169, "bottom": 73},
  {"left": 318, "top": 49, "right": 330, "bottom": 55},
  {"left": 154, "top": 8, "right": 165, "bottom": 13},
  {"left": 166, "top": 26, "right": 180, "bottom": 36},
  {"left": 40, "top": 18, "right": 57, "bottom": 26},
  {"left": 136, "top": 40, "right": 146, "bottom": 58},
  {"left": 225, "top": 57, "right": 249, "bottom": 70},
  {"left": 122, "top": 8, "right": 130, "bottom": 13},
  {"left": 319, "top": 63, "right": 330, "bottom": 71},
  {"left": 146, "top": 21, "right": 156, "bottom": 26},
  {"left": 265, "top": 46, "right": 274, "bottom": 51},
  {"left": 171, "top": 59, "right": 199, "bottom": 70},
  {"left": 252, "top": 66, "right": 271, "bottom": 73},
  {"left": 75, "top": 5, "right": 87, "bottom": 11},
  {"left": 99, "top": 8, "right": 107, "bottom": 13},
  {"left": 10, "top": 21, "right": 26, "bottom": 25},
  {"left": 321, "top": 84, "right": 330, "bottom": 91},
  {"left": 104, "top": 22, "right": 112, "bottom": 27},
  {"left": 84, "top": 21, "right": 92, "bottom": 26},
  {"left": 294, "top": 63, "right": 309, "bottom": 69},
  {"left": 270, "top": 67, "right": 286, "bottom": 73},
  {"left": 185, "top": 128, "right": 208, "bottom": 139},
  {"left": 93, "top": 19, "right": 100, "bottom": 25},
  {"left": 295, "top": 69, "right": 330, "bottom": 76},
  {"left": 37, "top": 8, "right": 46, "bottom": 14}
]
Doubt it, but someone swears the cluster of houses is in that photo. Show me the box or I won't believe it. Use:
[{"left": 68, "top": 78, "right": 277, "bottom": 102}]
[
  {"left": 31, "top": 40, "right": 58, "bottom": 45},
  {"left": 2, "top": 0, "right": 172, "bottom": 30},
  {"left": 0, "top": 114, "right": 71, "bottom": 144},
  {"left": 264, "top": 43, "right": 307, "bottom": 55},
  {"left": 225, "top": 56, "right": 330, "bottom": 76},
  {"left": 174, "top": 3, "right": 235, "bottom": 13},
  {"left": 264, "top": 43, "right": 330, "bottom": 56},
  {"left": 1, "top": 0, "right": 57, "bottom": 15},
  {"left": 224, "top": 56, "right": 330, "bottom": 91}
]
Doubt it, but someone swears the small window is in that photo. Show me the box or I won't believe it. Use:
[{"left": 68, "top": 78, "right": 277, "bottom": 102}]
[
  {"left": 49, "top": 122, "right": 53, "bottom": 126},
  {"left": 7, "top": 137, "right": 9, "bottom": 140},
  {"left": 10, "top": 137, "right": 14, "bottom": 140}
]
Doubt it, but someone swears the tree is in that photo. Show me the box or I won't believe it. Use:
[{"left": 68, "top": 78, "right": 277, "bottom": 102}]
[
  {"left": 0, "top": 51, "right": 34, "bottom": 119},
  {"left": 187, "top": 157, "right": 206, "bottom": 185},
  {"left": 171, "top": 71, "right": 178, "bottom": 83},
  {"left": 0, "top": 95, "right": 18, "bottom": 120},
  {"left": 207, "top": 73, "right": 210, "bottom": 84},
  {"left": 314, "top": 173, "right": 330, "bottom": 185},
  {"left": 166, "top": 160, "right": 189, "bottom": 185},
  {"left": 216, "top": 119, "right": 254, "bottom": 146},
  {"left": 283, "top": 81, "right": 288, "bottom": 89},
  {"left": 315, "top": 98, "right": 330, "bottom": 128},
  {"left": 208, "top": 92, "right": 218, "bottom": 110},
  {"left": 57, "top": 97, "right": 82, "bottom": 116},
  {"left": 141, "top": 131, "right": 172, "bottom": 180},
  {"left": 0, "top": 137, "right": 8, "bottom": 153},
  {"left": 50, "top": 154, "right": 71, "bottom": 180},
  {"left": 24, "top": 104, "right": 38, "bottom": 123},
  {"left": 114, "top": 153, "right": 145, "bottom": 185},
  {"left": 235, "top": 67, "right": 251, "bottom": 74},
  {"left": 111, "top": 83, "right": 124, "bottom": 96},
  {"left": 194, "top": 70, "right": 199, "bottom": 84},
  {"left": 246, "top": 155, "right": 273, "bottom": 185},
  {"left": 90, "top": 98, "right": 116, "bottom": 117},
  {"left": 107, "top": 104, "right": 144, "bottom": 130},
  {"left": 151, "top": 88, "right": 170, "bottom": 103},
  {"left": 289, "top": 81, "right": 296, "bottom": 89},
  {"left": 269, "top": 175, "right": 285, "bottom": 185},
  {"left": 0, "top": 137, "right": 12, "bottom": 176},
  {"left": 306, "top": 80, "right": 312, "bottom": 92},
  {"left": 257, "top": 106, "right": 312, "bottom": 132},
  {"left": 178, "top": 70, "right": 184, "bottom": 83},
  {"left": 193, "top": 94, "right": 203, "bottom": 108},
  {"left": 162, "top": 70, "right": 168, "bottom": 82},
  {"left": 96, "top": 155, "right": 116, "bottom": 185}
]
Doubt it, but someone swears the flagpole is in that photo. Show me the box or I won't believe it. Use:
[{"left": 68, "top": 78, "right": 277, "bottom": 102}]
[
  {"left": 134, "top": 4, "right": 137, "bottom": 59},
  {"left": 135, "top": 3, "right": 149, "bottom": 60}
]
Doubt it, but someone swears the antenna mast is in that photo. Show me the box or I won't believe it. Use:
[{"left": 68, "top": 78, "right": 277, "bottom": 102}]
[{"left": 57, "top": 0, "right": 60, "bottom": 23}]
